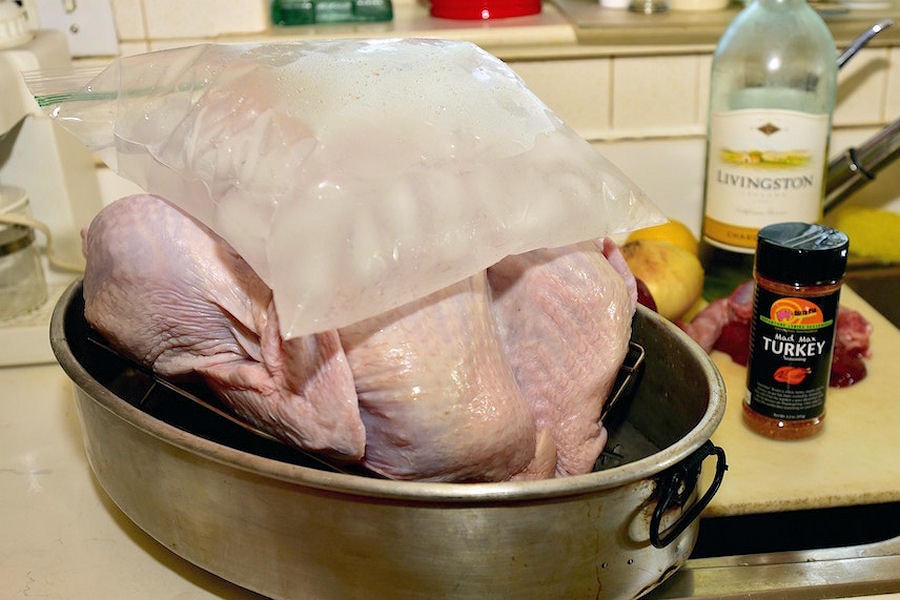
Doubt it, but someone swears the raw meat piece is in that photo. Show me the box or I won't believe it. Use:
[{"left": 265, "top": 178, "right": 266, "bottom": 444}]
[
  {"left": 678, "top": 298, "right": 730, "bottom": 354},
  {"left": 488, "top": 239, "right": 636, "bottom": 477},
  {"left": 81, "top": 194, "right": 366, "bottom": 459},
  {"left": 830, "top": 308, "right": 874, "bottom": 387},
  {"left": 678, "top": 280, "right": 753, "bottom": 354},
  {"left": 834, "top": 306, "right": 874, "bottom": 358}
]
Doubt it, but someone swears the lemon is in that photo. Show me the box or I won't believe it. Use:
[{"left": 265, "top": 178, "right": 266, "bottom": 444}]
[
  {"left": 833, "top": 207, "right": 900, "bottom": 263},
  {"left": 626, "top": 218, "right": 699, "bottom": 256}
]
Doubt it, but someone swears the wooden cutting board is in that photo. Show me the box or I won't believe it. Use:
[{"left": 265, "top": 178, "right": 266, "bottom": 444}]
[{"left": 700, "top": 286, "right": 900, "bottom": 516}]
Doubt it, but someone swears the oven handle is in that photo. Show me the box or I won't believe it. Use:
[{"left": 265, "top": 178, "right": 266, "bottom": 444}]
[{"left": 650, "top": 440, "right": 728, "bottom": 549}]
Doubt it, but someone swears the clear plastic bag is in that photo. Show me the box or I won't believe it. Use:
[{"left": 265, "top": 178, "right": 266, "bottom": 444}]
[{"left": 33, "top": 39, "right": 663, "bottom": 337}]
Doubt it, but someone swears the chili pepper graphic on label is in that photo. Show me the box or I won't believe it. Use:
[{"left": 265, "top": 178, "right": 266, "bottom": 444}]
[{"left": 773, "top": 365, "right": 811, "bottom": 385}]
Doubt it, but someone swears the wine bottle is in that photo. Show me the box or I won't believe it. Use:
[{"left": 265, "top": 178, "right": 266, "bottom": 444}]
[{"left": 700, "top": 0, "right": 837, "bottom": 300}]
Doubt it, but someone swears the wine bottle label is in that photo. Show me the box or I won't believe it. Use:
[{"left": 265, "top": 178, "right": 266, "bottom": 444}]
[
  {"left": 745, "top": 287, "right": 840, "bottom": 421},
  {"left": 703, "top": 108, "right": 828, "bottom": 252}
]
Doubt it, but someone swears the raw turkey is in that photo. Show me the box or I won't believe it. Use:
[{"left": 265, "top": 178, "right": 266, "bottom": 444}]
[
  {"left": 81, "top": 194, "right": 637, "bottom": 482},
  {"left": 488, "top": 239, "right": 636, "bottom": 477},
  {"left": 82, "top": 194, "right": 366, "bottom": 460}
]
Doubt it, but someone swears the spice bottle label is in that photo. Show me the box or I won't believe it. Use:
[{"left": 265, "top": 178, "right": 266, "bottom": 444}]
[
  {"left": 745, "top": 287, "right": 840, "bottom": 421},
  {"left": 704, "top": 109, "right": 828, "bottom": 252}
]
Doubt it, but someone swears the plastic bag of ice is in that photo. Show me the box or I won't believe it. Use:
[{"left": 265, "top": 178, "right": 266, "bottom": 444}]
[{"left": 36, "top": 38, "right": 663, "bottom": 337}]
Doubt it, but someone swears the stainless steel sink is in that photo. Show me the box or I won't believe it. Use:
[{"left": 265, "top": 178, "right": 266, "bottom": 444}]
[
  {"left": 647, "top": 533, "right": 900, "bottom": 599},
  {"left": 643, "top": 502, "right": 900, "bottom": 599},
  {"left": 691, "top": 502, "right": 900, "bottom": 558}
]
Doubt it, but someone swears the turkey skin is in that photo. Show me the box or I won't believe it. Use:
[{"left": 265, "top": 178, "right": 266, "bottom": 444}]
[{"left": 82, "top": 194, "right": 636, "bottom": 482}]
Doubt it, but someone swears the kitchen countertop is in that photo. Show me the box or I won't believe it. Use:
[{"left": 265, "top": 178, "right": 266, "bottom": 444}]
[
  {"left": 1, "top": 359, "right": 266, "bottom": 599},
  {"left": 1, "top": 286, "right": 897, "bottom": 598},
  {"left": 224, "top": 0, "right": 900, "bottom": 60},
  {"left": 239, "top": 2, "right": 582, "bottom": 60},
  {"left": 551, "top": 0, "right": 900, "bottom": 48}
]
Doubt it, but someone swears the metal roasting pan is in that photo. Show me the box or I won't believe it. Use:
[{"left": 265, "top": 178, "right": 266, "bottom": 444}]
[{"left": 50, "top": 280, "right": 728, "bottom": 600}]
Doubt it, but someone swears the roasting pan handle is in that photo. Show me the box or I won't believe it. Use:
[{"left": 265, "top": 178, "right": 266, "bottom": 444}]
[{"left": 650, "top": 440, "right": 728, "bottom": 549}]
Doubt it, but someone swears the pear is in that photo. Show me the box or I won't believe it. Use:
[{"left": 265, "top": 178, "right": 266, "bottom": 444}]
[{"left": 621, "top": 239, "right": 704, "bottom": 322}]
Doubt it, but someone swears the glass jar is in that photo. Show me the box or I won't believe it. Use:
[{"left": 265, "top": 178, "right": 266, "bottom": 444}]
[{"left": 0, "top": 187, "right": 47, "bottom": 320}]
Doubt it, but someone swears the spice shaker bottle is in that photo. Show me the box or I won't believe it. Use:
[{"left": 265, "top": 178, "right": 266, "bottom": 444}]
[{"left": 743, "top": 222, "right": 849, "bottom": 439}]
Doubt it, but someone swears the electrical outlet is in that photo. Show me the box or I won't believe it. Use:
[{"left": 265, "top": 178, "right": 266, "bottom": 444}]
[{"left": 31, "top": 0, "right": 118, "bottom": 57}]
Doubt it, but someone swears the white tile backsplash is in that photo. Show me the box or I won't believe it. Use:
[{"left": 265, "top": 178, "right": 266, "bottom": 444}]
[
  {"left": 884, "top": 46, "right": 900, "bottom": 121},
  {"left": 611, "top": 54, "right": 705, "bottom": 138},
  {"left": 696, "top": 54, "right": 712, "bottom": 125},
  {"left": 110, "top": 0, "right": 145, "bottom": 40},
  {"left": 512, "top": 58, "right": 612, "bottom": 138},
  {"left": 592, "top": 137, "right": 708, "bottom": 234},
  {"left": 835, "top": 47, "right": 890, "bottom": 126},
  {"left": 141, "top": 0, "right": 268, "bottom": 39},
  {"left": 117, "top": 40, "right": 150, "bottom": 56}
]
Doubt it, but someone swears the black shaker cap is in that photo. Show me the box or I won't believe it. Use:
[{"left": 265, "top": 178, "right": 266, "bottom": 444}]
[{"left": 756, "top": 222, "right": 849, "bottom": 286}]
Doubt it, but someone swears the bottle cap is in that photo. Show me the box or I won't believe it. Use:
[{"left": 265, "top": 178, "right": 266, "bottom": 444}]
[{"left": 755, "top": 222, "right": 849, "bottom": 286}]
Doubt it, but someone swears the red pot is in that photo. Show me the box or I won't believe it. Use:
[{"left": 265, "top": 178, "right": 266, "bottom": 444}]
[{"left": 430, "top": 0, "right": 541, "bottom": 19}]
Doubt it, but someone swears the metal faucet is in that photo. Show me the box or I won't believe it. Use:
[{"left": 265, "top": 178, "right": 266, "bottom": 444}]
[
  {"left": 824, "top": 117, "right": 900, "bottom": 214},
  {"left": 823, "top": 19, "right": 897, "bottom": 214}
]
